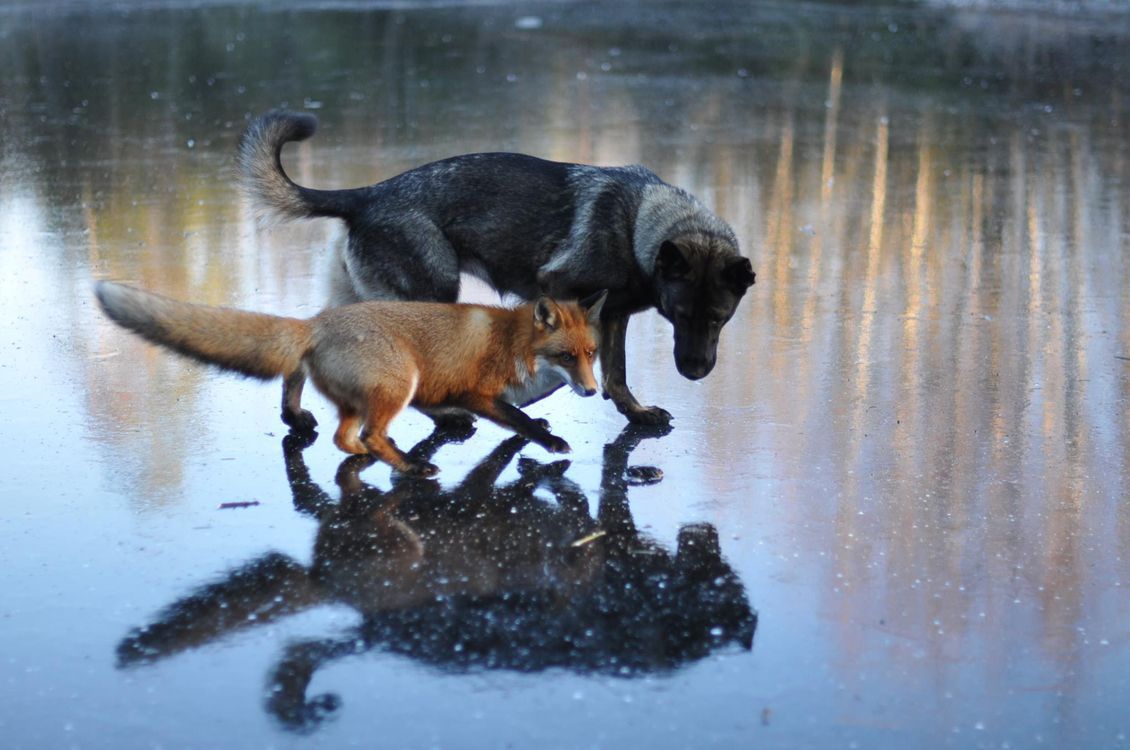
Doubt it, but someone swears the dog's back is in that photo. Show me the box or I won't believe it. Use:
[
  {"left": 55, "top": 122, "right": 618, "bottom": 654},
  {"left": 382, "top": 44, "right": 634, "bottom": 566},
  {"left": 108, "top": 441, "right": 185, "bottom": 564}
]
[
  {"left": 237, "top": 109, "right": 754, "bottom": 427},
  {"left": 236, "top": 111, "right": 660, "bottom": 294}
]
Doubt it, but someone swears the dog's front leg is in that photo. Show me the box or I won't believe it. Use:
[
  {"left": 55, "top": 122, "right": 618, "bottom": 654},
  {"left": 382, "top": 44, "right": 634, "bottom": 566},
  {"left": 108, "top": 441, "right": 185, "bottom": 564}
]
[{"left": 600, "top": 314, "right": 673, "bottom": 425}]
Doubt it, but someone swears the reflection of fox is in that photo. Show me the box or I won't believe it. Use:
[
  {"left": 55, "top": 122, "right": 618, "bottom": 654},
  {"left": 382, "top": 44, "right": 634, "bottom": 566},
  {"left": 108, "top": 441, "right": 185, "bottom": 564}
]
[{"left": 94, "top": 282, "right": 606, "bottom": 475}]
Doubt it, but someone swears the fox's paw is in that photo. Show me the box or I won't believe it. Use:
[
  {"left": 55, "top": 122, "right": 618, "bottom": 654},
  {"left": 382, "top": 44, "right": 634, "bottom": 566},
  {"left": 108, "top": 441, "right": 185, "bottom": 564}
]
[
  {"left": 282, "top": 408, "right": 318, "bottom": 433},
  {"left": 282, "top": 430, "right": 318, "bottom": 453},
  {"left": 518, "top": 456, "right": 571, "bottom": 477}
]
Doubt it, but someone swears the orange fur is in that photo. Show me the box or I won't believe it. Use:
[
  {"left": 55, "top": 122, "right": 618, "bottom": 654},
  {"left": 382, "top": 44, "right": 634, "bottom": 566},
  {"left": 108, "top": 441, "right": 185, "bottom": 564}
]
[{"left": 95, "top": 282, "right": 604, "bottom": 475}]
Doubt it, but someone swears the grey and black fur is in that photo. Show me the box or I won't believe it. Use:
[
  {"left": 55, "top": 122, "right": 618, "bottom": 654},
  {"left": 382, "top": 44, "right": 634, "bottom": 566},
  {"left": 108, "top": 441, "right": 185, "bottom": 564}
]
[{"left": 238, "top": 110, "right": 755, "bottom": 427}]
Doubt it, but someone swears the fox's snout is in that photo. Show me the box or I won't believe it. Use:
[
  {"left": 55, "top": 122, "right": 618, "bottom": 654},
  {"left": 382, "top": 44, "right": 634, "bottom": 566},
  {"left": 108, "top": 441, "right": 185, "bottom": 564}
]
[
  {"left": 535, "top": 295, "right": 605, "bottom": 401},
  {"left": 552, "top": 360, "right": 599, "bottom": 398},
  {"left": 562, "top": 368, "right": 598, "bottom": 397}
]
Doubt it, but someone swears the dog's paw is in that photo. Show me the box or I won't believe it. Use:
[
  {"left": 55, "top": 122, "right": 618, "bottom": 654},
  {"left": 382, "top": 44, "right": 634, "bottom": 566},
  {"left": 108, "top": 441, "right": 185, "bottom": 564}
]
[
  {"left": 431, "top": 412, "right": 477, "bottom": 439},
  {"left": 282, "top": 408, "right": 319, "bottom": 433},
  {"left": 625, "top": 405, "right": 673, "bottom": 426},
  {"left": 626, "top": 465, "right": 664, "bottom": 485}
]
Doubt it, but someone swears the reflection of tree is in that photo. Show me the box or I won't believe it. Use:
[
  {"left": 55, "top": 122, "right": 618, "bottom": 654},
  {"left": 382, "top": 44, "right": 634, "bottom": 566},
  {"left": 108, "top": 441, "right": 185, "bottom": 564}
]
[
  {"left": 3, "top": 0, "right": 1126, "bottom": 726},
  {"left": 116, "top": 425, "right": 755, "bottom": 732},
  {"left": 759, "top": 33, "right": 1129, "bottom": 729}
]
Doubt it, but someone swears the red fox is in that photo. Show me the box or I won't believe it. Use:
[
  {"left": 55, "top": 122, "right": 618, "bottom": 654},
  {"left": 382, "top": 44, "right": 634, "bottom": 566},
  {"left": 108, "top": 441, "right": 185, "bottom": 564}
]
[{"left": 94, "top": 282, "right": 606, "bottom": 475}]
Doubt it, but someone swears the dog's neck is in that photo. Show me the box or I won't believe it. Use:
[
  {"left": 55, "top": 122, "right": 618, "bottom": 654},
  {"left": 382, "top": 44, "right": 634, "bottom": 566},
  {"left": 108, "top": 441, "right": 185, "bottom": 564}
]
[
  {"left": 633, "top": 184, "right": 741, "bottom": 279},
  {"left": 633, "top": 185, "right": 683, "bottom": 272}
]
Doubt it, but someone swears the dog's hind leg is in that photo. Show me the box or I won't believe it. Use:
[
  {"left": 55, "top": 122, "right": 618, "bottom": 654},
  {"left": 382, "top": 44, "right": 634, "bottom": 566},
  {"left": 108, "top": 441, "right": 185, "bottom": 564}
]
[
  {"left": 416, "top": 406, "right": 477, "bottom": 435},
  {"left": 342, "top": 220, "right": 462, "bottom": 303},
  {"left": 326, "top": 240, "right": 365, "bottom": 306}
]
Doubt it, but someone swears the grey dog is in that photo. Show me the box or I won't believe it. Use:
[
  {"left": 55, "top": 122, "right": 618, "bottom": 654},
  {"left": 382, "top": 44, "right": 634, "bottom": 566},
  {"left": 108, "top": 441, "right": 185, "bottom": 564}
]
[{"left": 238, "top": 111, "right": 755, "bottom": 427}]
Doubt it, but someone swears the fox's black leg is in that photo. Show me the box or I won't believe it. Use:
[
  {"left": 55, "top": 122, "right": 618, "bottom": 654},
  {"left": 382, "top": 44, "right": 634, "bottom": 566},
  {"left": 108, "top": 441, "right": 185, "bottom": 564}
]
[
  {"left": 459, "top": 396, "right": 570, "bottom": 454},
  {"left": 281, "top": 370, "right": 318, "bottom": 432}
]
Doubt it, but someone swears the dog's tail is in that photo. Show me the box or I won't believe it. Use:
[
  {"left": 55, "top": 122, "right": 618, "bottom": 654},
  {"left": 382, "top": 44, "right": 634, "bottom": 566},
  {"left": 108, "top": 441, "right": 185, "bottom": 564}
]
[
  {"left": 236, "top": 110, "right": 359, "bottom": 223},
  {"left": 95, "top": 281, "right": 313, "bottom": 380}
]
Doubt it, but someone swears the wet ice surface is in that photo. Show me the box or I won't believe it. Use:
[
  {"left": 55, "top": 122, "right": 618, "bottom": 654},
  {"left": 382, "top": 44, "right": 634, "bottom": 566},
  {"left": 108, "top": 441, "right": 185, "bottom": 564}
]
[{"left": 2, "top": 1, "right": 1129, "bottom": 747}]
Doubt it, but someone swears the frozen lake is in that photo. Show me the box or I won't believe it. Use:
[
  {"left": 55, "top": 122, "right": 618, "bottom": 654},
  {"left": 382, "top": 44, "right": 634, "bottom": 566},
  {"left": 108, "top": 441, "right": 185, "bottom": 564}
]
[{"left": 1, "top": 1, "right": 1128, "bottom": 747}]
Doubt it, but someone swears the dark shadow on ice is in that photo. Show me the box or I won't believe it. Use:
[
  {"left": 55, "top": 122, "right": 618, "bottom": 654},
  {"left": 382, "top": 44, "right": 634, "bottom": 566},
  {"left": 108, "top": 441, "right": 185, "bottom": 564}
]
[{"left": 115, "top": 424, "right": 756, "bottom": 732}]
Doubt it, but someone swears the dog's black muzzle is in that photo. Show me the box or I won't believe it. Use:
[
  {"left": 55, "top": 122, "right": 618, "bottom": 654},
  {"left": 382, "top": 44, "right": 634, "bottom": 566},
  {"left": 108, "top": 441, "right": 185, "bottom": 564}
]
[
  {"left": 671, "top": 319, "right": 721, "bottom": 381},
  {"left": 675, "top": 352, "right": 716, "bottom": 381}
]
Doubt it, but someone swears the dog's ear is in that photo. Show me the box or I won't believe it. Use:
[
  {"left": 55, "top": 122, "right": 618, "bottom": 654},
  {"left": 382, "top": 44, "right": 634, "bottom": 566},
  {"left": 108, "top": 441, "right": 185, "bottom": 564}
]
[
  {"left": 579, "top": 289, "right": 608, "bottom": 326},
  {"left": 534, "top": 296, "right": 559, "bottom": 330},
  {"left": 723, "top": 257, "right": 756, "bottom": 293},
  {"left": 657, "top": 241, "right": 692, "bottom": 281}
]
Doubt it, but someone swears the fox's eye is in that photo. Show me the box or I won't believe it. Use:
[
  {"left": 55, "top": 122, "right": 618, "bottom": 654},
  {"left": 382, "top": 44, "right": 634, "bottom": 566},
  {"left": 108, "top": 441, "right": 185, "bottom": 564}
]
[
  {"left": 559, "top": 353, "right": 576, "bottom": 364},
  {"left": 586, "top": 349, "right": 596, "bottom": 360}
]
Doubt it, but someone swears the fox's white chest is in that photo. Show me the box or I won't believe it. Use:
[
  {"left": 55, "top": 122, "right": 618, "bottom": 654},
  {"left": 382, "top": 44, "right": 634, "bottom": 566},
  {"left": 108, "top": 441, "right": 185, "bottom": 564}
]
[{"left": 502, "top": 357, "right": 564, "bottom": 407}]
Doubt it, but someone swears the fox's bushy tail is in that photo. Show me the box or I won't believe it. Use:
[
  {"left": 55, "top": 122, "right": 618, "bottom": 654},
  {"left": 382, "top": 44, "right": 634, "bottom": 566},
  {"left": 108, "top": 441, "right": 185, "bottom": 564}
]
[
  {"left": 236, "top": 110, "right": 358, "bottom": 223},
  {"left": 95, "top": 282, "right": 312, "bottom": 380},
  {"left": 116, "top": 552, "right": 319, "bottom": 667}
]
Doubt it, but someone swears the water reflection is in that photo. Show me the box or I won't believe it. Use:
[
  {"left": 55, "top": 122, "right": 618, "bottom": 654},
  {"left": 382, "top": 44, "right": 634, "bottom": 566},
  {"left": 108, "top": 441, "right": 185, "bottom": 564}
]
[
  {"left": 2, "top": 2, "right": 1128, "bottom": 745},
  {"left": 116, "top": 424, "right": 755, "bottom": 731}
]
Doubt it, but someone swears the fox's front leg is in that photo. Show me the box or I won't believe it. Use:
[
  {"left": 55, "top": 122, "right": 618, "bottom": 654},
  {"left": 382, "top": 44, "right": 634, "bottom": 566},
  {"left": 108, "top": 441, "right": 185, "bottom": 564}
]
[
  {"left": 600, "top": 314, "right": 673, "bottom": 426},
  {"left": 462, "top": 396, "right": 571, "bottom": 454}
]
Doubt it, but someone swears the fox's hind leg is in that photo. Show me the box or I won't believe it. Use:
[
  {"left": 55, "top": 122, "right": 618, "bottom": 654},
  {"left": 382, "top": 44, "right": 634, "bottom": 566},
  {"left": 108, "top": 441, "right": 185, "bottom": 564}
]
[
  {"left": 360, "top": 380, "right": 439, "bottom": 477},
  {"left": 281, "top": 370, "right": 318, "bottom": 433},
  {"left": 361, "top": 431, "right": 436, "bottom": 477},
  {"left": 332, "top": 409, "right": 367, "bottom": 455}
]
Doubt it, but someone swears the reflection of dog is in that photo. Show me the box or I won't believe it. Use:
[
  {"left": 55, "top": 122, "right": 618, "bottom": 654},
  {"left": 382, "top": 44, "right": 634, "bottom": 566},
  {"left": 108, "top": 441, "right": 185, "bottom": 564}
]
[
  {"left": 238, "top": 111, "right": 756, "bottom": 426},
  {"left": 95, "top": 281, "right": 604, "bottom": 473},
  {"left": 116, "top": 425, "right": 756, "bottom": 732}
]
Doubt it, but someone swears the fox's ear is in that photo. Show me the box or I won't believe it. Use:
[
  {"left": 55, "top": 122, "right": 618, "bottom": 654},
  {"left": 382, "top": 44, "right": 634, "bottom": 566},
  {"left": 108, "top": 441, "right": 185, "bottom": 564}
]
[
  {"left": 534, "top": 297, "right": 559, "bottom": 330},
  {"left": 657, "top": 241, "right": 691, "bottom": 281},
  {"left": 579, "top": 289, "right": 608, "bottom": 326}
]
